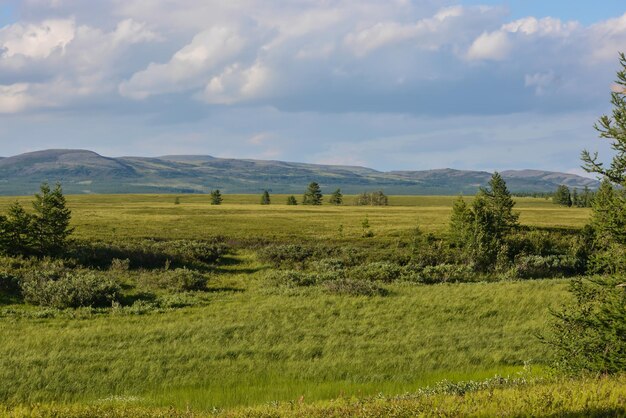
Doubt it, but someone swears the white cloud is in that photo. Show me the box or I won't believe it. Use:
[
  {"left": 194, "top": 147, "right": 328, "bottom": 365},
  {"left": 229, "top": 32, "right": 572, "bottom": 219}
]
[
  {"left": 0, "top": 83, "right": 35, "bottom": 113},
  {"left": 119, "top": 26, "right": 248, "bottom": 99},
  {"left": 0, "top": 19, "right": 75, "bottom": 58},
  {"left": 467, "top": 31, "right": 510, "bottom": 60}
]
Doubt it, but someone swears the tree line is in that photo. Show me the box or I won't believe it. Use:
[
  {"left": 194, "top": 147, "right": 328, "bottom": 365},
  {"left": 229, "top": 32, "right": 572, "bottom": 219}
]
[
  {"left": 206, "top": 182, "right": 389, "bottom": 206},
  {"left": 0, "top": 183, "right": 73, "bottom": 257}
]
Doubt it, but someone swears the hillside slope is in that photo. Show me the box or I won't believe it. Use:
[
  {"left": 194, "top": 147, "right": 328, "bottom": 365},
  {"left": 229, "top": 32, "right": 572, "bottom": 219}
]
[{"left": 0, "top": 149, "right": 599, "bottom": 195}]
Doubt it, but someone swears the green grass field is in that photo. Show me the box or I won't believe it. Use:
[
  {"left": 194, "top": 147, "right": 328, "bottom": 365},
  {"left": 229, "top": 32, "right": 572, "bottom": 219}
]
[
  {"left": 0, "top": 194, "right": 613, "bottom": 416},
  {"left": 0, "top": 194, "right": 589, "bottom": 242}
]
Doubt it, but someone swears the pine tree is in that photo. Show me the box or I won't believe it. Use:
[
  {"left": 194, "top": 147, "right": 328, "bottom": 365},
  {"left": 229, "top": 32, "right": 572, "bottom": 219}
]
[
  {"left": 582, "top": 53, "right": 626, "bottom": 183},
  {"left": 286, "top": 195, "right": 298, "bottom": 205},
  {"left": 2, "top": 201, "right": 34, "bottom": 255},
  {"left": 31, "top": 183, "right": 73, "bottom": 256},
  {"left": 302, "top": 182, "right": 323, "bottom": 205},
  {"left": 478, "top": 172, "right": 519, "bottom": 238},
  {"left": 260, "top": 190, "right": 271, "bottom": 205},
  {"left": 449, "top": 196, "right": 472, "bottom": 247},
  {"left": 571, "top": 188, "right": 579, "bottom": 207},
  {"left": 210, "top": 190, "right": 223, "bottom": 205},
  {"left": 553, "top": 185, "right": 572, "bottom": 207},
  {"left": 329, "top": 188, "right": 343, "bottom": 205}
]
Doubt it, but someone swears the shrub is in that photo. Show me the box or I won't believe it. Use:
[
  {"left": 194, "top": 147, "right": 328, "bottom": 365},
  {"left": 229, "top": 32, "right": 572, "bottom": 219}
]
[
  {"left": 349, "top": 262, "right": 402, "bottom": 283},
  {"left": 588, "top": 243, "right": 626, "bottom": 275},
  {"left": 21, "top": 271, "right": 120, "bottom": 309},
  {"left": 257, "top": 244, "right": 313, "bottom": 267},
  {"left": 152, "top": 268, "right": 208, "bottom": 292},
  {"left": 402, "top": 263, "right": 476, "bottom": 284},
  {"left": 323, "top": 278, "right": 388, "bottom": 296},
  {"left": 514, "top": 254, "right": 580, "bottom": 279},
  {"left": 70, "top": 239, "right": 228, "bottom": 269},
  {"left": 265, "top": 269, "right": 342, "bottom": 288},
  {"left": 545, "top": 276, "right": 626, "bottom": 374}
]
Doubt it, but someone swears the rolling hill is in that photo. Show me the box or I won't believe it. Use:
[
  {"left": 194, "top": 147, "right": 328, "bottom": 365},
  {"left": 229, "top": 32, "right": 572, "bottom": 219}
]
[{"left": 0, "top": 149, "right": 599, "bottom": 195}]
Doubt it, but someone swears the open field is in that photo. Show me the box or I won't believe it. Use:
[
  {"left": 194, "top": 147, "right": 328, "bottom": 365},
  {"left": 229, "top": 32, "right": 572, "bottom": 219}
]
[
  {"left": 0, "top": 194, "right": 612, "bottom": 416},
  {"left": 0, "top": 194, "right": 590, "bottom": 242}
]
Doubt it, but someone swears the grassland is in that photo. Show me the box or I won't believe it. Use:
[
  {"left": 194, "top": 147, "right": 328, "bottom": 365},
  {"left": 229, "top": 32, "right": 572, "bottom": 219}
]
[
  {"left": 0, "top": 194, "right": 589, "bottom": 242},
  {"left": 0, "top": 194, "right": 611, "bottom": 416}
]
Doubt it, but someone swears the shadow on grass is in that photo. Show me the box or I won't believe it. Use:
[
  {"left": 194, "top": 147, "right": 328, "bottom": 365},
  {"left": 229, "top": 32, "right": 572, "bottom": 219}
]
[
  {"left": 0, "top": 290, "right": 22, "bottom": 306},
  {"left": 545, "top": 407, "right": 626, "bottom": 417}
]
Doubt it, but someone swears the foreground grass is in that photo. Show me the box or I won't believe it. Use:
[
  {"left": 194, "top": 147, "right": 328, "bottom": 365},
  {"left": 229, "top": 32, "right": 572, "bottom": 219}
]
[
  {"left": 0, "top": 267, "right": 567, "bottom": 410},
  {"left": 3, "top": 375, "right": 626, "bottom": 417}
]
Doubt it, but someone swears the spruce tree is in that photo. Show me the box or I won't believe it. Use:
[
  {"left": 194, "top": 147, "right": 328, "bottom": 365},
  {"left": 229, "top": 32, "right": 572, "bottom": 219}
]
[
  {"left": 31, "top": 183, "right": 73, "bottom": 256},
  {"left": 286, "top": 195, "right": 298, "bottom": 205},
  {"left": 302, "top": 182, "right": 323, "bottom": 205},
  {"left": 329, "top": 188, "right": 343, "bottom": 205},
  {"left": 2, "top": 201, "right": 34, "bottom": 255},
  {"left": 582, "top": 53, "right": 626, "bottom": 183},
  {"left": 478, "top": 172, "right": 519, "bottom": 238},
  {"left": 260, "top": 190, "right": 271, "bottom": 205},
  {"left": 210, "top": 190, "right": 223, "bottom": 205},
  {"left": 553, "top": 185, "right": 572, "bottom": 207}
]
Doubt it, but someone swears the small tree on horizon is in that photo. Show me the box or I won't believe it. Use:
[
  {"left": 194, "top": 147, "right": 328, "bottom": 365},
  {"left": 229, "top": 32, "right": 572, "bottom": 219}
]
[
  {"left": 329, "top": 188, "right": 343, "bottom": 205},
  {"left": 302, "top": 182, "right": 323, "bottom": 205},
  {"left": 286, "top": 195, "right": 298, "bottom": 205},
  {"left": 210, "top": 190, "right": 223, "bottom": 205},
  {"left": 261, "top": 190, "right": 271, "bottom": 205}
]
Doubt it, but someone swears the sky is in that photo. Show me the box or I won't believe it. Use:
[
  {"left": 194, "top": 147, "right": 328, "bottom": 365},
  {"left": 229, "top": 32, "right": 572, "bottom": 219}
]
[{"left": 0, "top": 1, "right": 625, "bottom": 175}]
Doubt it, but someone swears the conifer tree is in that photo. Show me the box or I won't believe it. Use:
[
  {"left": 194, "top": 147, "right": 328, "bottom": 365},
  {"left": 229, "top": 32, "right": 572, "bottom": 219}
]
[
  {"left": 260, "top": 190, "right": 271, "bottom": 205},
  {"left": 553, "top": 185, "right": 572, "bottom": 207},
  {"left": 478, "top": 172, "right": 519, "bottom": 238},
  {"left": 329, "top": 188, "right": 343, "bottom": 205},
  {"left": 31, "top": 183, "right": 73, "bottom": 256},
  {"left": 286, "top": 195, "right": 298, "bottom": 205},
  {"left": 582, "top": 53, "right": 626, "bottom": 183},
  {"left": 210, "top": 190, "right": 223, "bottom": 205},
  {"left": 2, "top": 201, "right": 34, "bottom": 255},
  {"left": 302, "top": 182, "right": 323, "bottom": 205}
]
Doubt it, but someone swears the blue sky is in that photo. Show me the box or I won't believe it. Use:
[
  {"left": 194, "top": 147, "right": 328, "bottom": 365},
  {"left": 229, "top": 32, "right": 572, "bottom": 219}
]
[
  {"left": 0, "top": 0, "right": 625, "bottom": 175},
  {"left": 462, "top": 0, "right": 625, "bottom": 24}
]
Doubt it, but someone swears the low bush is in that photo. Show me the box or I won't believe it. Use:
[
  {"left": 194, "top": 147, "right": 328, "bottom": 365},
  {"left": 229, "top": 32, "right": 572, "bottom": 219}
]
[
  {"left": 151, "top": 268, "right": 208, "bottom": 292},
  {"left": 514, "top": 254, "right": 580, "bottom": 279},
  {"left": 70, "top": 238, "right": 228, "bottom": 270},
  {"left": 323, "top": 278, "right": 388, "bottom": 296},
  {"left": 349, "top": 262, "right": 402, "bottom": 283},
  {"left": 402, "top": 263, "right": 476, "bottom": 284},
  {"left": 257, "top": 244, "right": 313, "bottom": 267},
  {"left": 21, "top": 271, "right": 120, "bottom": 309}
]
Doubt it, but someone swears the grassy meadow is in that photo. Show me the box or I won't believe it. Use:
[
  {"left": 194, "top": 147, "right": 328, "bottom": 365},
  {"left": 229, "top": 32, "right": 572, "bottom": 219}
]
[
  {"left": 0, "top": 194, "right": 589, "bottom": 242},
  {"left": 0, "top": 193, "right": 616, "bottom": 416}
]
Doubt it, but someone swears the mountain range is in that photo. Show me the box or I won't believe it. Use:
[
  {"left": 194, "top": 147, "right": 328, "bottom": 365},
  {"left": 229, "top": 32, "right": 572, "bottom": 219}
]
[{"left": 0, "top": 149, "right": 599, "bottom": 196}]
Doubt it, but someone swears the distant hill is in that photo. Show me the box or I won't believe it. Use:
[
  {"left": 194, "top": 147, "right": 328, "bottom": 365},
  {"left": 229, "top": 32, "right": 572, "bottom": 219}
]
[{"left": 0, "top": 149, "right": 600, "bottom": 195}]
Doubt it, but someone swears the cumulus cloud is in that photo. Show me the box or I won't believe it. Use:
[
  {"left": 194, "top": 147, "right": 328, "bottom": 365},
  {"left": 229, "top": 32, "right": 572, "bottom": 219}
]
[
  {"left": 0, "top": 18, "right": 75, "bottom": 58},
  {"left": 1, "top": 0, "right": 626, "bottom": 172},
  {"left": 119, "top": 26, "right": 249, "bottom": 100}
]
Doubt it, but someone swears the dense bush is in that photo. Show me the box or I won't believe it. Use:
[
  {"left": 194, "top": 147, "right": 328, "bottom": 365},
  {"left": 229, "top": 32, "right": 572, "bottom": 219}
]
[
  {"left": 150, "top": 268, "right": 208, "bottom": 291},
  {"left": 323, "top": 278, "right": 388, "bottom": 296},
  {"left": 257, "top": 244, "right": 313, "bottom": 267},
  {"left": 70, "top": 238, "right": 228, "bottom": 269},
  {"left": 514, "top": 255, "right": 580, "bottom": 279},
  {"left": 546, "top": 276, "right": 626, "bottom": 374},
  {"left": 21, "top": 271, "right": 120, "bottom": 309},
  {"left": 349, "top": 262, "right": 401, "bottom": 283},
  {"left": 401, "top": 263, "right": 476, "bottom": 284}
]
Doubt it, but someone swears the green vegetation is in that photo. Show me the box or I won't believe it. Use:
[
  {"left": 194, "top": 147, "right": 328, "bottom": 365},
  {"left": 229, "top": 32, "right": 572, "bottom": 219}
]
[
  {"left": 210, "top": 189, "right": 223, "bottom": 205},
  {"left": 260, "top": 190, "right": 271, "bottom": 205},
  {"left": 303, "top": 182, "right": 323, "bottom": 205}
]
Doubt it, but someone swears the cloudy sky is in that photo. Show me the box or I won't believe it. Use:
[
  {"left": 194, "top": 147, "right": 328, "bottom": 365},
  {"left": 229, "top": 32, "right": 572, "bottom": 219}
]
[{"left": 0, "top": 0, "right": 625, "bottom": 174}]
